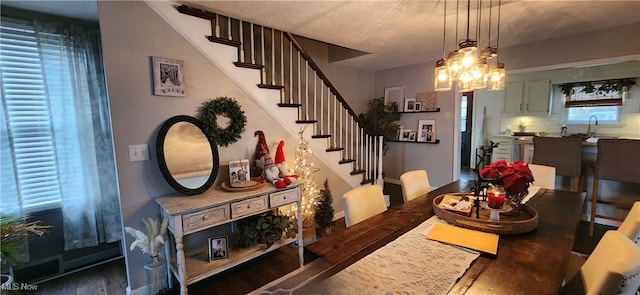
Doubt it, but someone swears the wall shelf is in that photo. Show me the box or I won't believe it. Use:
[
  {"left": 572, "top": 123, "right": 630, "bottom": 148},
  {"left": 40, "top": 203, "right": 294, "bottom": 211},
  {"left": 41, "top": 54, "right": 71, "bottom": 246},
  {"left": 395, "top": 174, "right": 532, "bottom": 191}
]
[
  {"left": 398, "top": 108, "right": 440, "bottom": 114},
  {"left": 389, "top": 139, "right": 440, "bottom": 144}
]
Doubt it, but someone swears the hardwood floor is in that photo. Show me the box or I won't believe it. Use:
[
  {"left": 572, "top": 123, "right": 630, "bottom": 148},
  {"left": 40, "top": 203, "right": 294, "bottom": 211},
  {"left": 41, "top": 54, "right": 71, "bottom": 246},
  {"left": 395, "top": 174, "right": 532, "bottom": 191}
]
[{"left": 30, "top": 180, "right": 615, "bottom": 295}]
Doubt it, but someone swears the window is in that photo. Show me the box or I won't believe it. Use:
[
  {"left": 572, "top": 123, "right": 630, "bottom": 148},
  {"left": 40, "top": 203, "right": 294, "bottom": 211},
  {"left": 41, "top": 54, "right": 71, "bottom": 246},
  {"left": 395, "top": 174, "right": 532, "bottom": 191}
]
[{"left": 560, "top": 83, "right": 622, "bottom": 124}]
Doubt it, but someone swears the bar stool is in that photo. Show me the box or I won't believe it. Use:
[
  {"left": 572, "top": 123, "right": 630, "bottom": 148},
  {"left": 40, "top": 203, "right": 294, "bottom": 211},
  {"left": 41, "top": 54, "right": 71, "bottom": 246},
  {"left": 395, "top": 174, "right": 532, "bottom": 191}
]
[
  {"left": 590, "top": 139, "right": 640, "bottom": 236},
  {"left": 532, "top": 136, "right": 583, "bottom": 191}
]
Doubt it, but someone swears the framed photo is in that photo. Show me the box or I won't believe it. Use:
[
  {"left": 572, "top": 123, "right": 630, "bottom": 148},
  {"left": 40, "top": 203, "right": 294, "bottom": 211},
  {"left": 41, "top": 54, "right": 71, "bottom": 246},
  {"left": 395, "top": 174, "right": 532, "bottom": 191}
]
[
  {"left": 152, "top": 56, "right": 185, "bottom": 97},
  {"left": 208, "top": 236, "right": 229, "bottom": 261},
  {"left": 404, "top": 98, "right": 416, "bottom": 112},
  {"left": 384, "top": 86, "right": 404, "bottom": 106},
  {"left": 414, "top": 102, "right": 422, "bottom": 112},
  {"left": 229, "top": 159, "right": 250, "bottom": 185},
  {"left": 399, "top": 128, "right": 412, "bottom": 141},
  {"left": 408, "top": 132, "right": 416, "bottom": 142},
  {"left": 416, "top": 91, "right": 438, "bottom": 110},
  {"left": 417, "top": 120, "right": 437, "bottom": 143}
]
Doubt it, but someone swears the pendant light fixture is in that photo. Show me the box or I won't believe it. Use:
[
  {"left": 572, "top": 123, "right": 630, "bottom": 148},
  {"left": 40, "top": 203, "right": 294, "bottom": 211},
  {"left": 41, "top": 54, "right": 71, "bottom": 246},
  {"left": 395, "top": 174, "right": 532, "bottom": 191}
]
[
  {"left": 434, "top": 0, "right": 505, "bottom": 92},
  {"left": 434, "top": 0, "right": 451, "bottom": 91}
]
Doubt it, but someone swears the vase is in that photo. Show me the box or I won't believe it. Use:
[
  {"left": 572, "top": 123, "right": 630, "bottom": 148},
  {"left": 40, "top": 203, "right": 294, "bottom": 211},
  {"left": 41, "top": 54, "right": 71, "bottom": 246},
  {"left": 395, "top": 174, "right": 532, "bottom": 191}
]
[
  {"left": 145, "top": 256, "right": 168, "bottom": 295},
  {"left": 503, "top": 190, "right": 528, "bottom": 216}
]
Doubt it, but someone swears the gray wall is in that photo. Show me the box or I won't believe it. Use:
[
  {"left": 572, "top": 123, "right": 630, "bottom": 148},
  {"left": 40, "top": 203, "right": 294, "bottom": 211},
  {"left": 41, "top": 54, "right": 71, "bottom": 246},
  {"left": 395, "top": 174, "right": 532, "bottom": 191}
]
[{"left": 98, "top": 1, "right": 366, "bottom": 291}]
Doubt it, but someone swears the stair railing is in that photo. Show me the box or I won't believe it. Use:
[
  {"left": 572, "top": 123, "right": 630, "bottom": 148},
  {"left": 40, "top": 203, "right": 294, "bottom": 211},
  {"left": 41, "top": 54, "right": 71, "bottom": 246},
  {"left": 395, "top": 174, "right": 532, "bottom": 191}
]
[{"left": 177, "top": 5, "right": 383, "bottom": 185}]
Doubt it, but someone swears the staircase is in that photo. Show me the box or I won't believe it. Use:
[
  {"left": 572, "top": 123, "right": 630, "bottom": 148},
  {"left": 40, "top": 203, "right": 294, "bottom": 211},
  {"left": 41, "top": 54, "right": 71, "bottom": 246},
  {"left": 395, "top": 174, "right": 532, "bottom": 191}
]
[{"left": 147, "top": 2, "right": 383, "bottom": 188}]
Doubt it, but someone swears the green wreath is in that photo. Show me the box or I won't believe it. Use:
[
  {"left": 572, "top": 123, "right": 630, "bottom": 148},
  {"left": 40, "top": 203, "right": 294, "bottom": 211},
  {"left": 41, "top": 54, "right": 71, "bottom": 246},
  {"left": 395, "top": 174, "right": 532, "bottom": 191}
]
[{"left": 199, "top": 97, "right": 247, "bottom": 147}]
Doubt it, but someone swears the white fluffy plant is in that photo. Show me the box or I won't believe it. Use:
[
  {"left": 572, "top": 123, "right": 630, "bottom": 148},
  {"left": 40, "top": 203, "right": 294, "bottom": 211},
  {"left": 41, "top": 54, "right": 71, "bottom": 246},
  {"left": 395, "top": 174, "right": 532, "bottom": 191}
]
[{"left": 125, "top": 217, "right": 169, "bottom": 258}]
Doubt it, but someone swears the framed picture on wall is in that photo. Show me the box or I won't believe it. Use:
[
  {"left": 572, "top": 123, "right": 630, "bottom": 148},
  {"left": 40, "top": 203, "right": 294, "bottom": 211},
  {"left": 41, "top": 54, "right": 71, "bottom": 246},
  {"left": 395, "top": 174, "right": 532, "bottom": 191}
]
[
  {"left": 408, "top": 132, "right": 416, "bottom": 142},
  {"left": 417, "top": 91, "right": 438, "bottom": 110},
  {"left": 384, "top": 86, "right": 404, "bottom": 106},
  {"left": 404, "top": 98, "right": 416, "bottom": 112},
  {"left": 414, "top": 102, "right": 422, "bottom": 112},
  {"left": 152, "top": 56, "right": 185, "bottom": 97},
  {"left": 208, "top": 236, "right": 229, "bottom": 261},
  {"left": 417, "top": 120, "right": 436, "bottom": 143},
  {"left": 399, "top": 128, "right": 412, "bottom": 141}
]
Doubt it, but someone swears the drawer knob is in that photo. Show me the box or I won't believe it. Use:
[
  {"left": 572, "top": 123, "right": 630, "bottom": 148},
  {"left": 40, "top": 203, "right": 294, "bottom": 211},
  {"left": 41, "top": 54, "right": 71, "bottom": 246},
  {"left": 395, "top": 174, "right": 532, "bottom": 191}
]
[{"left": 202, "top": 215, "right": 207, "bottom": 220}]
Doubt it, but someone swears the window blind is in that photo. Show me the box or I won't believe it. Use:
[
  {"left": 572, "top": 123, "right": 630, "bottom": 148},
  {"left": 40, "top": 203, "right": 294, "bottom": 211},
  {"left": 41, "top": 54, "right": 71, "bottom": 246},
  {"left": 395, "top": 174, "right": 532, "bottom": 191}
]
[{"left": 1, "top": 18, "right": 63, "bottom": 212}]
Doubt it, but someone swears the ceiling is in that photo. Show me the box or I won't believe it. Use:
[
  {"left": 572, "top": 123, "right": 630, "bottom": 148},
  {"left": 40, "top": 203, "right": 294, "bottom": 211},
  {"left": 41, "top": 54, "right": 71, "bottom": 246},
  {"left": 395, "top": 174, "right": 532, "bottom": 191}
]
[{"left": 3, "top": 1, "right": 639, "bottom": 71}]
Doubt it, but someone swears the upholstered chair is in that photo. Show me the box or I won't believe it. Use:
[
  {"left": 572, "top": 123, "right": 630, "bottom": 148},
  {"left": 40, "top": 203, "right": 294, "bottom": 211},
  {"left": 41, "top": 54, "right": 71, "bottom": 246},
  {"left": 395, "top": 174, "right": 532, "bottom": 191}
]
[
  {"left": 590, "top": 139, "right": 640, "bottom": 236},
  {"left": 532, "top": 136, "right": 583, "bottom": 192},
  {"left": 561, "top": 230, "right": 640, "bottom": 295},
  {"left": 342, "top": 184, "right": 387, "bottom": 228},
  {"left": 617, "top": 201, "right": 640, "bottom": 245},
  {"left": 400, "top": 170, "right": 432, "bottom": 202},
  {"left": 527, "top": 163, "right": 556, "bottom": 190}
]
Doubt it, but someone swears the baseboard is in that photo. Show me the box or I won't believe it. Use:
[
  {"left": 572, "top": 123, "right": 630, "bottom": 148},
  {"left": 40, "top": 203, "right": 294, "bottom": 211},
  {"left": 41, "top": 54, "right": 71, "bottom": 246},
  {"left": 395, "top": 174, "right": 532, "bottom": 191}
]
[{"left": 334, "top": 211, "right": 344, "bottom": 221}]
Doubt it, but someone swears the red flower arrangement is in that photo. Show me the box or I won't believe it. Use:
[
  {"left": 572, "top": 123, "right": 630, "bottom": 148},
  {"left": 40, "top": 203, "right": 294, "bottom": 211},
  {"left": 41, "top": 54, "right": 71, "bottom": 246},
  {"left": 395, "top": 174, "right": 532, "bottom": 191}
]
[{"left": 479, "top": 160, "right": 535, "bottom": 195}]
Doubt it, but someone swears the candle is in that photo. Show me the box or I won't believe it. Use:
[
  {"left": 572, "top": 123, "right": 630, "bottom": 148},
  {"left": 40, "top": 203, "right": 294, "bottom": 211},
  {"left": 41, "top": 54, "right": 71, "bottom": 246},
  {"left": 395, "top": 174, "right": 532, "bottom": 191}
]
[{"left": 488, "top": 185, "right": 506, "bottom": 209}]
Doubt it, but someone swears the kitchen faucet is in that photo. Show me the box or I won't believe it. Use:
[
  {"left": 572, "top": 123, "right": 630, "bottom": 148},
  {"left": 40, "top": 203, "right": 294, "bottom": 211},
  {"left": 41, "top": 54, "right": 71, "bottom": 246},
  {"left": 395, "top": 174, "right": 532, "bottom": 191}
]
[{"left": 587, "top": 115, "right": 598, "bottom": 136}]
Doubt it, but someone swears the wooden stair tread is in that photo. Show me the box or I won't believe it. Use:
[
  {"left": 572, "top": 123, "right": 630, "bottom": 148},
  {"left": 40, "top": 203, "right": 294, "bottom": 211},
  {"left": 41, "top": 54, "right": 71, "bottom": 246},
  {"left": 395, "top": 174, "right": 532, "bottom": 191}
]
[
  {"left": 350, "top": 170, "right": 365, "bottom": 175},
  {"left": 339, "top": 159, "right": 356, "bottom": 164},
  {"left": 326, "top": 147, "right": 344, "bottom": 152},
  {"left": 207, "top": 36, "right": 241, "bottom": 47},
  {"left": 277, "top": 103, "right": 302, "bottom": 108},
  {"left": 177, "top": 5, "right": 216, "bottom": 20},
  {"left": 233, "top": 62, "right": 263, "bottom": 70},
  {"left": 257, "top": 84, "right": 284, "bottom": 90},
  {"left": 296, "top": 120, "right": 317, "bottom": 124},
  {"left": 311, "top": 134, "right": 331, "bottom": 139}
]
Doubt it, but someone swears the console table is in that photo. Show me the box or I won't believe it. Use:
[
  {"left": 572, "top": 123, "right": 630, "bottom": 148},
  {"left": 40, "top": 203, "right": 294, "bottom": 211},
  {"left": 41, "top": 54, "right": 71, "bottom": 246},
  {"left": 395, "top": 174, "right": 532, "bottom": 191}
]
[{"left": 156, "top": 183, "right": 303, "bottom": 295}]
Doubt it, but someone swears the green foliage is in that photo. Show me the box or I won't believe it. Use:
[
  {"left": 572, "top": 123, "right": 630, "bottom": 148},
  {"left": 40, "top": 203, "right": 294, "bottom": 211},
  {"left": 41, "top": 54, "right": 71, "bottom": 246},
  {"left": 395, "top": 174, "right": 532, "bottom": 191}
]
[
  {"left": 358, "top": 97, "right": 401, "bottom": 155},
  {"left": 559, "top": 78, "right": 636, "bottom": 97},
  {"left": 198, "top": 97, "right": 247, "bottom": 147},
  {"left": 235, "top": 211, "right": 297, "bottom": 249},
  {"left": 314, "top": 179, "right": 336, "bottom": 231}
]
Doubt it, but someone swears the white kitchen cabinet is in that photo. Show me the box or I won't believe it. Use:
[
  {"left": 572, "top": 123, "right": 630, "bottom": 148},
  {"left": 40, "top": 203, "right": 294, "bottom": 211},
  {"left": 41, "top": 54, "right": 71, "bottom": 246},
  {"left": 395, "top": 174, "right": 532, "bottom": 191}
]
[
  {"left": 490, "top": 136, "right": 515, "bottom": 163},
  {"left": 156, "top": 184, "right": 303, "bottom": 294},
  {"left": 503, "top": 80, "right": 550, "bottom": 114}
]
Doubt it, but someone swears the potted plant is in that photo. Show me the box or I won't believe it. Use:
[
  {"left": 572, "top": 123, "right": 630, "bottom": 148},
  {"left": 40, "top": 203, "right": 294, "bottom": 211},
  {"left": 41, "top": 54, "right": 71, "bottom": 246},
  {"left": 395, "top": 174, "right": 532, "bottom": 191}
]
[
  {"left": 358, "top": 97, "right": 401, "bottom": 155},
  {"left": 1, "top": 215, "right": 51, "bottom": 288},
  {"left": 124, "top": 217, "right": 169, "bottom": 295},
  {"left": 235, "top": 210, "right": 297, "bottom": 249},
  {"left": 315, "top": 179, "right": 336, "bottom": 237}
]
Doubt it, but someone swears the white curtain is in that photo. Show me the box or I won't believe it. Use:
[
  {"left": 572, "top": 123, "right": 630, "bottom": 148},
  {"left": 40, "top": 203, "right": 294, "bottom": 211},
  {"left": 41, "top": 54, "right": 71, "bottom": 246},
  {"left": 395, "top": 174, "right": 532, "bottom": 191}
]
[{"left": 0, "top": 17, "right": 122, "bottom": 252}]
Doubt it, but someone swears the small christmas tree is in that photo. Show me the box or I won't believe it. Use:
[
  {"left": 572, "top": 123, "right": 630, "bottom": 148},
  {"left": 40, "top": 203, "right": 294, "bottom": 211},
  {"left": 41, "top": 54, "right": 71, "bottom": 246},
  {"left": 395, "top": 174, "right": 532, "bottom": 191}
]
[{"left": 315, "top": 179, "right": 335, "bottom": 237}]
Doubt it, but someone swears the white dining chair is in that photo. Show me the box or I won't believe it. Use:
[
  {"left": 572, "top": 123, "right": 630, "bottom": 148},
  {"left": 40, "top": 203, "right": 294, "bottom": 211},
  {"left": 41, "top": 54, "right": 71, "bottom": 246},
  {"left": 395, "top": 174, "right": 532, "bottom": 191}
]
[
  {"left": 618, "top": 201, "right": 640, "bottom": 245},
  {"left": 527, "top": 163, "right": 556, "bottom": 190},
  {"left": 342, "top": 184, "right": 387, "bottom": 228},
  {"left": 561, "top": 230, "right": 640, "bottom": 295},
  {"left": 400, "top": 170, "right": 432, "bottom": 202}
]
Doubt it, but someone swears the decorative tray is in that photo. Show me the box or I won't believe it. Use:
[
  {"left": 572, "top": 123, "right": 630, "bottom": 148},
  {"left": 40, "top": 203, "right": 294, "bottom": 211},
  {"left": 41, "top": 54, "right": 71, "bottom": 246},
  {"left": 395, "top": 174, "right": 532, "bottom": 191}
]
[
  {"left": 221, "top": 177, "right": 266, "bottom": 192},
  {"left": 433, "top": 193, "right": 538, "bottom": 235}
]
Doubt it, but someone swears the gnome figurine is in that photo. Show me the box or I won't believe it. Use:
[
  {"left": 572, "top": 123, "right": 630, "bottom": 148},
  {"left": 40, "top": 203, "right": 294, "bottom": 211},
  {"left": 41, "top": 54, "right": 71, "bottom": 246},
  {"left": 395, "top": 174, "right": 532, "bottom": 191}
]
[
  {"left": 252, "top": 131, "right": 270, "bottom": 177},
  {"left": 275, "top": 140, "right": 298, "bottom": 184}
]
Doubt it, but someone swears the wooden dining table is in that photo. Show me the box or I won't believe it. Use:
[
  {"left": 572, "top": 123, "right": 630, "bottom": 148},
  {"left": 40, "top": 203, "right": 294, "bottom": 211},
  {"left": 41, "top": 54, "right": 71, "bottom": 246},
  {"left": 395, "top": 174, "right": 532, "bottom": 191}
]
[{"left": 264, "top": 179, "right": 586, "bottom": 295}]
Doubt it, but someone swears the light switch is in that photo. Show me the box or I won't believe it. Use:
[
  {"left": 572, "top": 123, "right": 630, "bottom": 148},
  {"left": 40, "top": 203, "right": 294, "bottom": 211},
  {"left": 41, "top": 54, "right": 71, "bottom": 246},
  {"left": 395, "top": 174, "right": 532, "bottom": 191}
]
[{"left": 129, "top": 144, "right": 149, "bottom": 162}]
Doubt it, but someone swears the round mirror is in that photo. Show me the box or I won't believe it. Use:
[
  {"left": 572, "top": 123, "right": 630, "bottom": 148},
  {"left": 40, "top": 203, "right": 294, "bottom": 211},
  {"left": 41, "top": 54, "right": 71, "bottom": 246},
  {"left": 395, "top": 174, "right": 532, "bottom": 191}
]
[{"left": 156, "top": 115, "right": 219, "bottom": 195}]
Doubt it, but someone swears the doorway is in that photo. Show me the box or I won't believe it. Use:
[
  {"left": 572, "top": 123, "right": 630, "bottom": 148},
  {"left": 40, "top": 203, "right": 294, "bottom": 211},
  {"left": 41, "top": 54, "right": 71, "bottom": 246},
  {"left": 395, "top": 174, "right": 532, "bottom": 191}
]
[{"left": 460, "top": 92, "right": 474, "bottom": 172}]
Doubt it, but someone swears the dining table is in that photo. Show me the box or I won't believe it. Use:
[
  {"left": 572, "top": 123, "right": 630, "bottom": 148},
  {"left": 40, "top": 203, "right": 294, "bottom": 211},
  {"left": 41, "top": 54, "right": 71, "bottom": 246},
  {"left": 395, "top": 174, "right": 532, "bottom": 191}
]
[{"left": 263, "top": 179, "right": 586, "bottom": 295}]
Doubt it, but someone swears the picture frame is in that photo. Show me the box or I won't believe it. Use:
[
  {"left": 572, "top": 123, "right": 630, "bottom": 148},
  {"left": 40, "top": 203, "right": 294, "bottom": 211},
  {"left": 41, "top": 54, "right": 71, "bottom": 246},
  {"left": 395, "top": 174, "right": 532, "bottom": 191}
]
[
  {"left": 413, "top": 102, "right": 422, "bottom": 112},
  {"left": 208, "top": 236, "right": 229, "bottom": 261},
  {"left": 416, "top": 91, "right": 438, "bottom": 110},
  {"left": 229, "top": 159, "right": 250, "bottom": 184},
  {"left": 404, "top": 98, "right": 416, "bottom": 112},
  {"left": 399, "top": 128, "right": 412, "bottom": 141},
  {"left": 152, "top": 56, "right": 185, "bottom": 97},
  {"left": 417, "top": 120, "right": 437, "bottom": 143},
  {"left": 384, "top": 86, "right": 404, "bottom": 106},
  {"left": 408, "top": 132, "right": 416, "bottom": 142}
]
